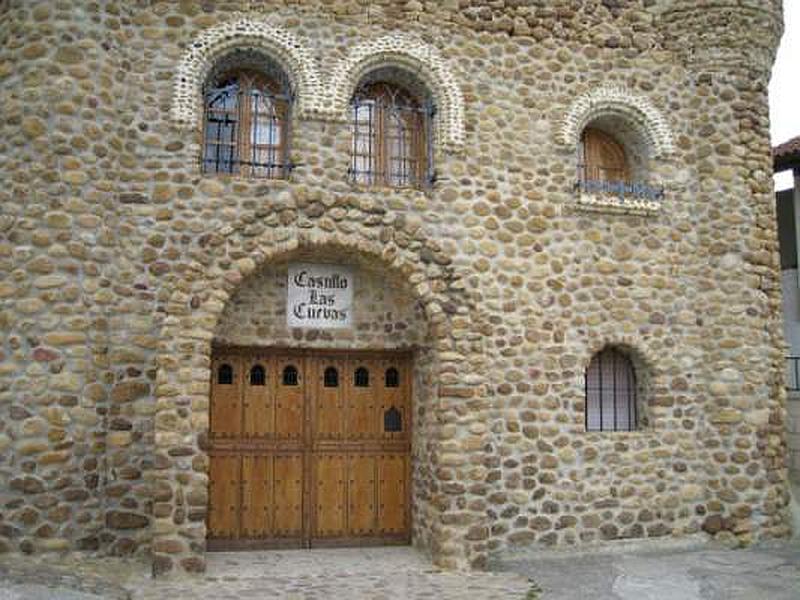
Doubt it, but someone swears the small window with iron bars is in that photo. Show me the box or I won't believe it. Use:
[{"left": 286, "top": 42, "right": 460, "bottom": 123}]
[
  {"left": 585, "top": 347, "right": 639, "bottom": 432},
  {"left": 349, "top": 82, "right": 434, "bottom": 190},
  {"left": 202, "top": 69, "right": 293, "bottom": 179}
]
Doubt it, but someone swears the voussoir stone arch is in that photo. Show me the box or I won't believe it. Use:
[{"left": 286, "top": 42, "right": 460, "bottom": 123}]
[
  {"left": 558, "top": 85, "right": 675, "bottom": 158},
  {"left": 184, "top": 231, "right": 454, "bottom": 329},
  {"left": 579, "top": 334, "right": 660, "bottom": 375},
  {"left": 327, "top": 34, "right": 466, "bottom": 153},
  {"left": 170, "top": 17, "right": 324, "bottom": 127},
  {"left": 150, "top": 226, "right": 490, "bottom": 575},
  {"left": 576, "top": 334, "right": 675, "bottom": 430}
]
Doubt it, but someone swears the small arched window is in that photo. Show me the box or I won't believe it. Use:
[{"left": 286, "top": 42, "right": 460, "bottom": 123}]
[
  {"left": 578, "top": 127, "right": 630, "bottom": 184},
  {"left": 202, "top": 64, "right": 292, "bottom": 179},
  {"left": 324, "top": 367, "right": 339, "bottom": 388},
  {"left": 217, "top": 364, "right": 234, "bottom": 385},
  {"left": 250, "top": 364, "right": 266, "bottom": 386},
  {"left": 350, "top": 80, "right": 432, "bottom": 189},
  {"left": 385, "top": 367, "right": 400, "bottom": 388},
  {"left": 384, "top": 406, "right": 402, "bottom": 432},
  {"left": 283, "top": 365, "right": 299, "bottom": 386},
  {"left": 354, "top": 367, "right": 370, "bottom": 387},
  {"left": 585, "top": 347, "right": 638, "bottom": 432}
]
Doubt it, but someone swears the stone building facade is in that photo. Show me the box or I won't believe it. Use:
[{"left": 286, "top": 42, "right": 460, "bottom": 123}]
[{"left": 0, "top": 0, "right": 791, "bottom": 576}]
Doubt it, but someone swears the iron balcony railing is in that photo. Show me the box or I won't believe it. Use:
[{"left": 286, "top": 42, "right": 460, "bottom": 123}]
[
  {"left": 787, "top": 356, "right": 800, "bottom": 391},
  {"left": 575, "top": 164, "right": 665, "bottom": 202}
]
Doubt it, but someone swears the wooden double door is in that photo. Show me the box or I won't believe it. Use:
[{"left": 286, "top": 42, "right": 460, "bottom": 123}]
[{"left": 207, "top": 347, "right": 412, "bottom": 550}]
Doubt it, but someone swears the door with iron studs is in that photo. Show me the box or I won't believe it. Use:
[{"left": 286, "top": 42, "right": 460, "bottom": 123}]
[{"left": 207, "top": 348, "right": 411, "bottom": 550}]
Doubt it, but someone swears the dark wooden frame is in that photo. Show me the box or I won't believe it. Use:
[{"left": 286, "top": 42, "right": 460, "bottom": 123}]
[
  {"left": 202, "top": 69, "right": 291, "bottom": 179},
  {"left": 350, "top": 82, "right": 430, "bottom": 189}
]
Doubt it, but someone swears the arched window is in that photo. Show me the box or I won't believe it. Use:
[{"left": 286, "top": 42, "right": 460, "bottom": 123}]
[
  {"left": 354, "top": 367, "right": 370, "bottom": 387},
  {"left": 282, "top": 365, "right": 299, "bottom": 386},
  {"left": 324, "top": 367, "right": 339, "bottom": 388},
  {"left": 249, "top": 364, "right": 266, "bottom": 386},
  {"left": 578, "top": 127, "right": 630, "bottom": 184},
  {"left": 350, "top": 80, "right": 432, "bottom": 189},
  {"left": 585, "top": 347, "right": 638, "bottom": 432},
  {"left": 385, "top": 367, "right": 400, "bottom": 388},
  {"left": 217, "top": 364, "right": 234, "bottom": 385},
  {"left": 384, "top": 406, "right": 402, "bottom": 433},
  {"left": 202, "top": 61, "right": 292, "bottom": 179}
]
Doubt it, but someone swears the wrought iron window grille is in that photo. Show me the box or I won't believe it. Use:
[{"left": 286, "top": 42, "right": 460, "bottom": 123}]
[
  {"left": 585, "top": 348, "right": 638, "bottom": 432},
  {"left": 202, "top": 75, "right": 294, "bottom": 180},
  {"left": 786, "top": 356, "right": 800, "bottom": 391},
  {"left": 348, "top": 82, "right": 435, "bottom": 190}
]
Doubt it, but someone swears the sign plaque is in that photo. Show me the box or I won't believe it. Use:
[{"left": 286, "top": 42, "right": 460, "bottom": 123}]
[{"left": 287, "top": 263, "right": 354, "bottom": 329}]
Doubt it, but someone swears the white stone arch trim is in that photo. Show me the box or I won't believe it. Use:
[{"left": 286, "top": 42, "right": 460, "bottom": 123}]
[
  {"left": 328, "top": 34, "right": 466, "bottom": 153},
  {"left": 558, "top": 86, "right": 675, "bottom": 158},
  {"left": 170, "top": 17, "right": 324, "bottom": 128}
]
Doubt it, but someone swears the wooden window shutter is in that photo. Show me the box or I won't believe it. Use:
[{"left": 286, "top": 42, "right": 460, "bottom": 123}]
[{"left": 581, "top": 128, "right": 630, "bottom": 183}]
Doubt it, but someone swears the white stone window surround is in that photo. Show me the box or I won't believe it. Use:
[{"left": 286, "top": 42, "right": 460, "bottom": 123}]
[
  {"left": 559, "top": 85, "right": 675, "bottom": 158},
  {"left": 171, "top": 18, "right": 466, "bottom": 156},
  {"left": 328, "top": 34, "right": 466, "bottom": 154},
  {"left": 171, "top": 18, "right": 325, "bottom": 127},
  {"left": 559, "top": 86, "right": 675, "bottom": 215}
]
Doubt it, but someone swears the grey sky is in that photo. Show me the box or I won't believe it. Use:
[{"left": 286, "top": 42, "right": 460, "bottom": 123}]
[{"left": 771, "top": 0, "right": 800, "bottom": 190}]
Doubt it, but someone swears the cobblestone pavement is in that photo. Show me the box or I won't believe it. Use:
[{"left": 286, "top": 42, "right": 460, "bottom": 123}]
[
  {"left": 0, "top": 552, "right": 131, "bottom": 600},
  {"left": 2, "top": 541, "right": 799, "bottom": 599},
  {"left": 133, "top": 547, "right": 532, "bottom": 600},
  {"left": 494, "top": 539, "right": 800, "bottom": 600},
  {"left": 0, "top": 547, "right": 532, "bottom": 600}
]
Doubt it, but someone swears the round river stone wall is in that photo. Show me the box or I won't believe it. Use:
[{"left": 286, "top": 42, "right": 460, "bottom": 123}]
[{"left": 0, "top": 0, "right": 790, "bottom": 575}]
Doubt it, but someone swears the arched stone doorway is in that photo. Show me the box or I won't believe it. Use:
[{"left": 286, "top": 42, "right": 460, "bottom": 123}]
[
  {"left": 150, "top": 232, "right": 491, "bottom": 575},
  {"left": 206, "top": 248, "right": 429, "bottom": 550}
]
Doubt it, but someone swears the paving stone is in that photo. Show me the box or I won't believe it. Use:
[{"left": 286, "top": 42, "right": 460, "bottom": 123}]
[
  {"left": 2, "top": 543, "right": 800, "bottom": 599},
  {"left": 494, "top": 540, "right": 800, "bottom": 600}
]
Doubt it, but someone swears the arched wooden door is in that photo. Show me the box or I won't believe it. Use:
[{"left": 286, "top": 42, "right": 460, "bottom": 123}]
[{"left": 207, "top": 348, "right": 412, "bottom": 550}]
